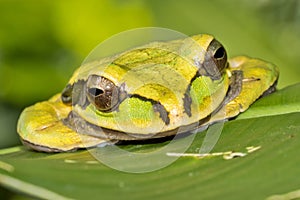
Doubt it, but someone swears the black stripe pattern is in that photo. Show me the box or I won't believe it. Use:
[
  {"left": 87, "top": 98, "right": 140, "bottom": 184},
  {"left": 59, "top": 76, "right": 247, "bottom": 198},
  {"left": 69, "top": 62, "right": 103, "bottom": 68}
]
[{"left": 130, "top": 94, "right": 170, "bottom": 125}]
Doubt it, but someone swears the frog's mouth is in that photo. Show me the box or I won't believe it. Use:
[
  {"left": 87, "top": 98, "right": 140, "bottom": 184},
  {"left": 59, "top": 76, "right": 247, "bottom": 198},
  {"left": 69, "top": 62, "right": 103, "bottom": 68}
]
[
  {"left": 62, "top": 110, "right": 212, "bottom": 141},
  {"left": 20, "top": 139, "right": 70, "bottom": 153}
]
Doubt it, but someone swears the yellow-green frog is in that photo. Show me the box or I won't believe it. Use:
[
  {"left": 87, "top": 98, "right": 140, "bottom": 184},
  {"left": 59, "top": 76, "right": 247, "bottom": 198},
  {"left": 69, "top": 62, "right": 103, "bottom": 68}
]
[{"left": 17, "top": 34, "right": 279, "bottom": 152}]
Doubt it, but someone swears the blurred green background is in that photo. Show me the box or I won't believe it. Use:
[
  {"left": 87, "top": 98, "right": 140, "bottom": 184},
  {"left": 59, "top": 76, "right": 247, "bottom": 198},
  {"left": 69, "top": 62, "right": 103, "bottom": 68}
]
[{"left": 0, "top": 0, "right": 299, "bottom": 149}]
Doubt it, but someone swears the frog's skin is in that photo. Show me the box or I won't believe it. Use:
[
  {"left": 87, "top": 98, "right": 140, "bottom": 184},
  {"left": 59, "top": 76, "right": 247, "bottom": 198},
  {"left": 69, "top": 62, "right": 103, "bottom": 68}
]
[{"left": 17, "top": 34, "right": 279, "bottom": 152}]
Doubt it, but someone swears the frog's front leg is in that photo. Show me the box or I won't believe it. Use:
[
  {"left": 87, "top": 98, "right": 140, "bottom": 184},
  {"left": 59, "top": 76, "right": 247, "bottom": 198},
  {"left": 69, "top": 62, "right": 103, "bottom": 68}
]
[{"left": 209, "top": 56, "right": 279, "bottom": 123}]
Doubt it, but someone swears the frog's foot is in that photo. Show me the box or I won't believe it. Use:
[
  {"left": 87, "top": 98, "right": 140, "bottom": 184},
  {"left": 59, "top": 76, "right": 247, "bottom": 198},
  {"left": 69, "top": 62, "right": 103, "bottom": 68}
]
[{"left": 201, "top": 56, "right": 279, "bottom": 127}]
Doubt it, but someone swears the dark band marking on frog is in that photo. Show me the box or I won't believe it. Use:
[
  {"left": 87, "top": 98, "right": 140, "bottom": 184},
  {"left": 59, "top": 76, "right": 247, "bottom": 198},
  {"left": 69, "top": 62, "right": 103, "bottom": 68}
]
[
  {"left": 61, "top": 84, "right": 73, "bottom": 105},
  {"left": 183, "top": 91, "right": 193, "bottom": 117},
  {"left": 130, "top": 94, "right": 170, "bottom": 125},
  {"left": 182, "top": 70, "right": 202, "bottom": 117},
  {"left": 153, "top": 103, "right": 170, "bottom": 125},
  {"left": 211, "top": 70, "right": 244, "bottom": 116},
  {"left": 223, "top": 70, "right": 243, "bottom": 105},
  {"left": 222, "top": 70, "right": 244, "bottom": 105},
  {"left": 61, "top": 79, "right": 90, "bottom": 109}
]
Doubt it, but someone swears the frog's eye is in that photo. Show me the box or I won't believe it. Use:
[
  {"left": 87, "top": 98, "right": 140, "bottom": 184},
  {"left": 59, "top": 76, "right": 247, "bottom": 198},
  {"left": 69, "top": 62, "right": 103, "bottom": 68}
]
[
  {"left": 202, "top": 39, "right": 228, "bottom": 79},
  {"left": 210, "top": 40, "right": 228, "bottom": 74},
  {"left": 86, "top": 75, "right": 120, "bottom": 112}
]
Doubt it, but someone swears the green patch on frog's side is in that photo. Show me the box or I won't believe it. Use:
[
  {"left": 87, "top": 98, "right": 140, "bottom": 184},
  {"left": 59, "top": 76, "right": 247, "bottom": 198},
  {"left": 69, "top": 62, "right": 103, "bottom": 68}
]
[{"left": 17, "top": 34, "right": 279, "bottom": 152}]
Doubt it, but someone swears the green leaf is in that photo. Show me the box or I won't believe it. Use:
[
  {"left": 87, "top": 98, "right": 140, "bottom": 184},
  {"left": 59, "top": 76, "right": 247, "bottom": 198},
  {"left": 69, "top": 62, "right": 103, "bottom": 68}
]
[
  {"left": 237, "top": 83, "right": 300, "bottom": 119},
  {"left": 0, "top": 83, "right": 300, "bottom": 199}
]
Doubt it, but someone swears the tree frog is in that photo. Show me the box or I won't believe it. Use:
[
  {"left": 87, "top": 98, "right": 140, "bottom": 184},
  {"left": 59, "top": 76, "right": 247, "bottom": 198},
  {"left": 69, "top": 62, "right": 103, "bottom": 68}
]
[{"left": 17, "top": 34, "right": 279, "bottom": 152}]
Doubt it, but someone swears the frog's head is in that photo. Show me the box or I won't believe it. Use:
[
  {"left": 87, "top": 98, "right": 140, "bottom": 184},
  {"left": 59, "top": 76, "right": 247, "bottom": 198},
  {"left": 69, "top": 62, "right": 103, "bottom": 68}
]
[
  {"left": 189, "top": 34, "right": 228, "bottom": 79},
  {"left": 59, "top": 34, "right": 229, "bottom": 139}
]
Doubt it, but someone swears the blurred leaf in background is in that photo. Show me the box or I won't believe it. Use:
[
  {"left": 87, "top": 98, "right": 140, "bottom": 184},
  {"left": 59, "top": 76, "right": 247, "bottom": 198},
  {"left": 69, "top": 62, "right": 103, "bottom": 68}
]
[
  {"left": 0, "top": 0, "right": 152, "bottom": 107},
  {"left": 0, "top": 0, "right": 152, "bottom": 148},
  {"left": 146, "top": 0, "right": 300, "bottom": 88}
]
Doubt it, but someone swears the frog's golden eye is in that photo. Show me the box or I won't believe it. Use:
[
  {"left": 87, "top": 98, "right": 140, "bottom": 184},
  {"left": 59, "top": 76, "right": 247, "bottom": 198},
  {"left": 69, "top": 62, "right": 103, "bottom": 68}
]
[{"left": 86, "top": 75, "right": 120, "bottom": 112}]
